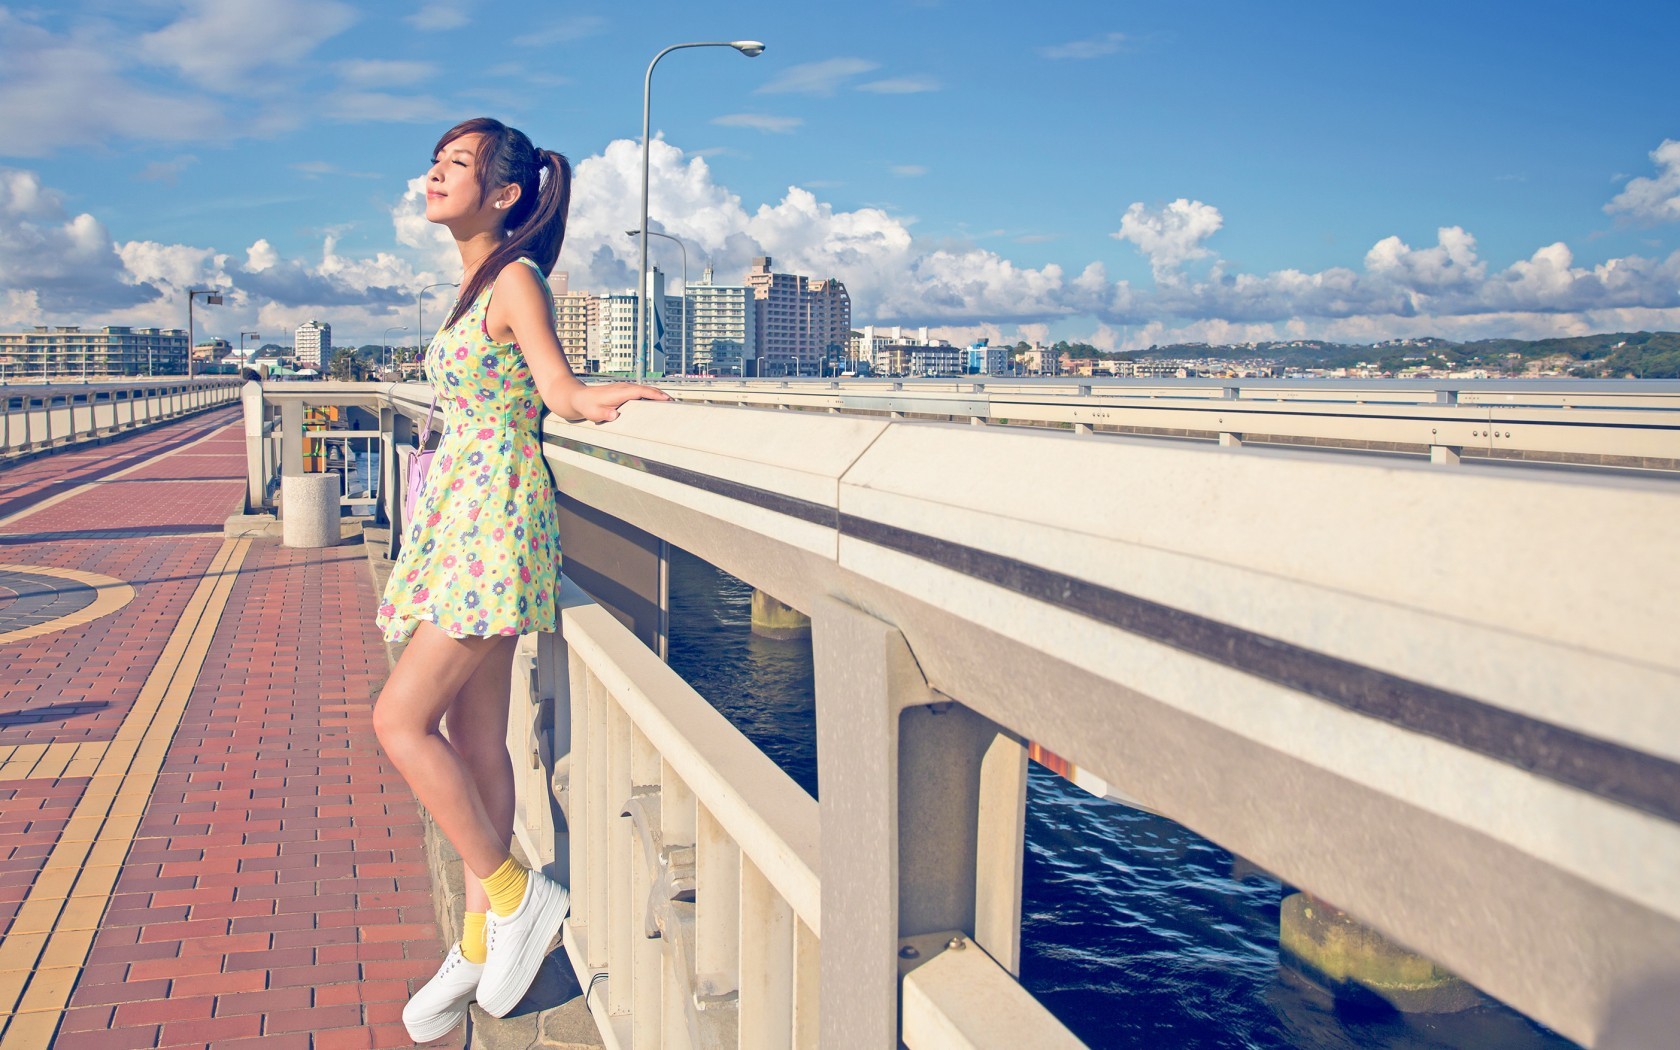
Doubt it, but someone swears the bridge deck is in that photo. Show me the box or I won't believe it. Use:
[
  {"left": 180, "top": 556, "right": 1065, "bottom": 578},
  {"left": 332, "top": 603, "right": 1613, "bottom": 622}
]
[{"left": 0, "top": 410, "right": 448, "bottom": 1049}]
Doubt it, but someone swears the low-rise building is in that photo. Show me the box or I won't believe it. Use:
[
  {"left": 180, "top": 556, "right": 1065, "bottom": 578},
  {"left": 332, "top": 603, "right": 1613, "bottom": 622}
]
[{"left": 0, "top": 325, "right": 188, "bottom": 376}]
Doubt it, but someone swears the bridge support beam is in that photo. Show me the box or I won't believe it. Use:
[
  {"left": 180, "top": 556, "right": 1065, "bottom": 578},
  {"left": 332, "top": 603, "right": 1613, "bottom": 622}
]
[
  {"left": 751, "top": 589, "right": 811, "bottom": 640},
  {"left": 1280, "top": 892, "right": 1481, "bottom": 1013},
  {"left": 813, "top": 597, "right": 1028, "bottom": 1049}
]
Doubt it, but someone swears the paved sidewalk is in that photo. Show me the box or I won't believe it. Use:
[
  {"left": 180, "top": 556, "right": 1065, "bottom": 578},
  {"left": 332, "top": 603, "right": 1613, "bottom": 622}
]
[{"left": 0, "top": 411, "right": 452, "bottom": 1048}]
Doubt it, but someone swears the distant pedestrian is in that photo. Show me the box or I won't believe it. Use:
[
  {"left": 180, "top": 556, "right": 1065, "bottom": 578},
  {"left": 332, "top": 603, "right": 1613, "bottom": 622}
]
[{"left": 371, "top": 116, "right": 669, "bottom": 1042}]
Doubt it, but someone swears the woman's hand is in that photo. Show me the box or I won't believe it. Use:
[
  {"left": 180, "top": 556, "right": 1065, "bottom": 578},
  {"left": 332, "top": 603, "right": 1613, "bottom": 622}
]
[{"left": 571, "top": 381, "right": 673, "bottom": 423}]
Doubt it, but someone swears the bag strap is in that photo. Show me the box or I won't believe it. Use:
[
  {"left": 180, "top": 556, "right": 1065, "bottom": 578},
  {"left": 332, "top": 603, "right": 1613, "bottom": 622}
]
[{"left": 418, "top": 397, "right": 437, "bottom": 446}]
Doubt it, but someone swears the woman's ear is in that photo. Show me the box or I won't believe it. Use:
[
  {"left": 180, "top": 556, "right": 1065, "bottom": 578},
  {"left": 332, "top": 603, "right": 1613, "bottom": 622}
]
[{"left": 494, "top": 185, "right": 522, "bottom": 211}]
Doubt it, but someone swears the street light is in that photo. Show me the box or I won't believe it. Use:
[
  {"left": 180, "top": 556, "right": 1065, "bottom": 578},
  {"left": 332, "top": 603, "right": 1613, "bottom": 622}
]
[
  {"left": 240, "top": 332, "right": 261, "bottom": 374},
  {"left": 626, "top": 229, "right": 688, "bottom": 376},
  {"left": 416, "top": 282, "right": 453, "bottom": 375},
  {"left": 637, "top": 40, "right": 765, "bottom": 382},
  {"left": 383, "top": 326, "right": 409, "bottom": 375},
  {"left": 186, "top": 288, "right": 223, "bottom": 380}
]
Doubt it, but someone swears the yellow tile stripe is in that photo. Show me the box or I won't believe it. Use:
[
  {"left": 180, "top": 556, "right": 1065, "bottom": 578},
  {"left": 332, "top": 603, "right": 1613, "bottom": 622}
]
[
  {"left": 0, "top": 565, "right": 135, "bottom": 647},
  {"left": 0, "top": 537, "right": 250, "bottom": 1047}
]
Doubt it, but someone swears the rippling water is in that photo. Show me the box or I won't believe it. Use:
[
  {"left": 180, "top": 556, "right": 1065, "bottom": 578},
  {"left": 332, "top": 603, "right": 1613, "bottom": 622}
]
[{"left": 665, "top": 547, "right": 1576, "bottom": 1049}]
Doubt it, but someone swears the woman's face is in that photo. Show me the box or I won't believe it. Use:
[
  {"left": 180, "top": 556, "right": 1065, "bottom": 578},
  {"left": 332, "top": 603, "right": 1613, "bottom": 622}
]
[{"left": 425, "top": 132, "right": 490, "bottom": 227}]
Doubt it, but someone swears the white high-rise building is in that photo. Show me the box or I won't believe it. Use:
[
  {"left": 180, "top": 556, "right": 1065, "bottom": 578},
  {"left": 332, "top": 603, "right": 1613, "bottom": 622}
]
[
  {"left": 688, "top": 266, "right": 755, "bottom": 376},
  {"left": 589, "top": 270, "right": 672, "bottom": 376},
  {"left": 294, "top": 320, "right": 331, "bottom": 369}
]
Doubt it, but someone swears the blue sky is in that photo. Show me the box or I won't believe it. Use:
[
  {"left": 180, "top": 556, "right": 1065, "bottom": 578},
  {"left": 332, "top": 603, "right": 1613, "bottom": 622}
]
[{"left": 2, "top": 0, "right": 1678, "bottom": 348}]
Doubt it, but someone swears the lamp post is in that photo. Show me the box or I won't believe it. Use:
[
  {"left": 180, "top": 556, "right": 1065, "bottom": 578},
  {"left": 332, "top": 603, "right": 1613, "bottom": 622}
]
[
  {"left": 240, "top": 331, "right": 260, "bottom": 374},
  {"left": 383, "top": 326, "right": 409, "bottom": 376},
  {"left": 637, "top": 39, "right": 765, "bottom": 382},
  {"left": 186, "top": 288, "right": 223, "bottom": 380},
  {"left": 416, "top": 282, "right": 453, "bottom": 375},
  {"left": 626, "top": 229, "right": 689, "bottom": 376}
]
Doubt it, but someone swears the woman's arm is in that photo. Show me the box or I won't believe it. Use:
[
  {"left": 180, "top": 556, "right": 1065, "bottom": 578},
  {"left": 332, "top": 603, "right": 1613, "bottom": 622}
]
[{"left": 487, "top": 262, "right": 671, "bottom": 422}]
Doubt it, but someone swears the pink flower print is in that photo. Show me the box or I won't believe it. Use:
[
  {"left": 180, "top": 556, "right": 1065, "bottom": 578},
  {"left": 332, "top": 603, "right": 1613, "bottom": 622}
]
[
  {"left": 525, "top": 406, "right": 539, "bottom": 419},
  {"left": 520, "top": 566, "right": 532, "bottom": 583},
  {"left": 455, "top": 347, "right": 468, "bottom": 360},
  {"left": 378, "top": 602, "right": 395, "bottom": 617},
  {"left": 442, "top": 555, "right": 457, "bottom": 568},
  {"left": 468, "top": 506, "right": 482, "bottom": 520},
  {"left": 522, "top": 444, "right": 535, "bottom": 458},
  {"left": 493, "top": 527, "right": 505, "bottom": 541},
  {"left": 427, "top": 512, "right": 442, "bottom": 526},
  {"left": 414, "top": 588, "right": 430, "bottom": 602},
  {"left": 509, "top": 475, "right": 520, "bottom": 489},
  {"left": 478, "top": 428, "right": 494, "bottom": 440},
  {"left": 405, "top": 569, "right": 419, "bottom": 581},
  {"left": 450, "top": 478, "right": 465, "bottom": 491},
  {"left": 469, "top": 561, "right": 485, "bottom": 578}
]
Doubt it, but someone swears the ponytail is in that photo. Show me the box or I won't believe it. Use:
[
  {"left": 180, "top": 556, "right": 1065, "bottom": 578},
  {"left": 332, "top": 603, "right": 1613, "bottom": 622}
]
[{"left": 435, "top": 118, "right": 574, "bottom": 332}]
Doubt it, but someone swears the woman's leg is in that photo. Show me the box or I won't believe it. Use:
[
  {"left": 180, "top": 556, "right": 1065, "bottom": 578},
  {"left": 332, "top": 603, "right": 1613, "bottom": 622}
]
[
  {"left": 444, "top": 635, "right": 519, "bottom": 918},
  {"left": 372, "top": 621, "right": 511, "bottom": 879}
]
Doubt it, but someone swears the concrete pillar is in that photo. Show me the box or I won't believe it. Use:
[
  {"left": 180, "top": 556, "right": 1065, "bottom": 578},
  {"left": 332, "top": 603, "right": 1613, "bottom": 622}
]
[
  {"left": 1431, "top": 444, "right": 1462, "bottom": 465},
  {"left": 751, "top": 589, "right": 811, "bottom": 640},
  {"left": 1279, "top": 892, "right": 1481, "bottom": 1013},
  {"left": 242, "top": 382, "right": 266, "bottom": 513},
  {"left": 812, "top": 597, "right": 1028, "bottom": 1048},
  {"left": 281, "top": 473, "right": 340, "bottom": 548}
]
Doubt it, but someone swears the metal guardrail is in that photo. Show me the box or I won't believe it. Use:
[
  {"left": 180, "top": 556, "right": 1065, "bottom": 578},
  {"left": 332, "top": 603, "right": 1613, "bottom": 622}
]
[
  {"left": 250, "top": 380, "right": 1679, "bottom": 1048},
  {"left": 663, "top": 377, "right": 1680, "bottom": 469},
  {"left": 0, "top": 378, "right": 241, "bottom": 459}
]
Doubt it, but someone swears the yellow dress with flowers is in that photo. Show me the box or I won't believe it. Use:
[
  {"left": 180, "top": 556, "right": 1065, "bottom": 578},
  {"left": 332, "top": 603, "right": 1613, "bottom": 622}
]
[{"left": 376, "top": 257, "right": 561, "bottom": 643}]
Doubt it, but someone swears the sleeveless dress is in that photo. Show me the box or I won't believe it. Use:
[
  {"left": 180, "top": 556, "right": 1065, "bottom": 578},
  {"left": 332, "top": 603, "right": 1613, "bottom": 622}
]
[{"left": 376, "top": 257, "right": 561, "bottom": 644}]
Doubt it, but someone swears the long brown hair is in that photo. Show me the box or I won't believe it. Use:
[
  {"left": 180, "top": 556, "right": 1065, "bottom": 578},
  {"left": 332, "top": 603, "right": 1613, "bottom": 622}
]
[{"left": 434, "top": 117, "right": 574, "bottom": 332}]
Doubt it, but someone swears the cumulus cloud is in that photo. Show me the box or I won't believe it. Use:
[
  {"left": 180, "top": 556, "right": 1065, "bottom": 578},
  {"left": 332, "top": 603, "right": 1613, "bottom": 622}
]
[
  {"left": 513, "top": 16, "right": 607, "bottom": 48},
  {"left": 757, "top": 58, "right": 880, "bottom": 96},
  {"left": 1113, "top": 199, "right": 1223, "bottom": 281},
  {"left": 1605, "top": 138, "right": 1680, "bottom": 226},
  {"left": 0, "top": 169, "right": 158, "bottom": 319}
]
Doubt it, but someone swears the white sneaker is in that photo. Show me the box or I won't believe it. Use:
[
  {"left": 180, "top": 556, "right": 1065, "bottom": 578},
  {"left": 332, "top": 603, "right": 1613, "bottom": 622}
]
[
  {"left": 402, "top": 943, "right": 484, "bottom": 1042},
  {"left": 478, "top": 870, "right": 570, "bottom": 1017}
]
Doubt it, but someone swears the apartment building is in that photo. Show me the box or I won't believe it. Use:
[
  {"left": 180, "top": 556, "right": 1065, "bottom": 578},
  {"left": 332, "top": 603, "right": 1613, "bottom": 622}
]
[
  {"left": 687, "top": 266, "right": 755, "bottom": 375},
  {"left": 294, "top": 320, "right": 331, "bottom": 369},
  {"left": 0, "top": 325, "right": 188, "bottom": 376},
  {"left": 745, "top": 257, "right": 850, "bottom": 377}
]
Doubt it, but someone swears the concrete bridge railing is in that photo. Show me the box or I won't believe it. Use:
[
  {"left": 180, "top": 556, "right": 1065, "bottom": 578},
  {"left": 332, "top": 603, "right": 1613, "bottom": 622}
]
[
  {"left": 1, "top": 378, "right": 242, "bottom": 461},
  {"left": 251, "top": 379, "right": 1680, "bottom": 1048}
]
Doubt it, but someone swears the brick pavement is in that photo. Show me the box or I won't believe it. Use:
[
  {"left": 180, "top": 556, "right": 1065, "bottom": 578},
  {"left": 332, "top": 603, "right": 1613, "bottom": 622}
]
[{"left": 0, "top": 410, "right": 451, "bottom": 1048}]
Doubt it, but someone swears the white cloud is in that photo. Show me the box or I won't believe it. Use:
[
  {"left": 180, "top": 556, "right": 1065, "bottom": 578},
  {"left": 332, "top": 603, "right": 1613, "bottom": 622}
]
[
  {"left": 138, "top": 0, "right": 357, "bottom": 94},
  {"left": 1605, "top": 138, "right": 1680, "bottom": 226},
  {"left": 336, "top": 60, "right": 437, "bottom": 87},
  {"left": 1039, "top": 32, "right": 1126, "bottom": 60},
  {"left": 757, "top": 58, "right": 880, "bottom": 96},
  {"left": 408, "top": 2, "right": 471, "bottom": 31},
  {"left": 711, "top": 114, "right": 804, "bottom": 134},
  {"left": 1113, "top": 199, "right": 1223, "bottom": 281},
  {"left": 513, "top": 16, "right": 607, "bottom": 48},
  {"left": 136, "top": 155, "right": 198, "bottom": 186},
  {"left": 858, "top": 76, "right": 942, "bottom": 94},
  {"left": 0, "top": 169, "right": 156, "bottom": 319},
  {"left": 0, "top": 11, "right": 226, "bottom": 155},
  {"left": 325, "top": 92, "right": 449, "bottom": 124},
  {"left": 891, "top": 165, "right": 929, "bottom": 178}
]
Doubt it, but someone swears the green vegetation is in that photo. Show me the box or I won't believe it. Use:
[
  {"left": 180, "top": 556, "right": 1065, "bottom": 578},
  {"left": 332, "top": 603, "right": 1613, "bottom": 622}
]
[{"left": 1135, "top": 331, "right": 1680, "bottom": 377}]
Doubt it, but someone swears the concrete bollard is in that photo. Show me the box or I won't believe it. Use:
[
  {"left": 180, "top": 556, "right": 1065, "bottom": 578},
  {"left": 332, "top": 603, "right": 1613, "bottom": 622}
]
[
  {"left": 751, "top": 589, "right": 812, "bottom": 640},
  {"left": 281, "top": 473, "right": 341, "bottom": 548},
  {"left": 1279, "top": 892, "right": 1482, "bottom": 1013}
]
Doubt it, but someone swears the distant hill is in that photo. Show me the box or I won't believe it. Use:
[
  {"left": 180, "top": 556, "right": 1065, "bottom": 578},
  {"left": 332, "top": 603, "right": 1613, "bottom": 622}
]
[{"left": 1135, "top": 331, "right": 1680, "bottom": 378}]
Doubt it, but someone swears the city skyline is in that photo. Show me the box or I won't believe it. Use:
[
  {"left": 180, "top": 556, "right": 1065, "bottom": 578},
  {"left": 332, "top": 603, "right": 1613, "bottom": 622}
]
[{"left": 1, "top": 1, "right": 1678, "bottom": 349}]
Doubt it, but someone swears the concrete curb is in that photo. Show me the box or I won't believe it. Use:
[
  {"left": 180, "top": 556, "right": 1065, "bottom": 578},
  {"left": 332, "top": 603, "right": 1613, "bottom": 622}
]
[{"left": 360, "top": 524, "right": 603, "bottom": 1050}]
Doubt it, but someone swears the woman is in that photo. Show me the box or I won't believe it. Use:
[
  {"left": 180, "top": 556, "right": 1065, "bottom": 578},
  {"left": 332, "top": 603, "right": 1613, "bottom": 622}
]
[{"left": 372, "top": 117, "right": 668, "bottom": 1041}]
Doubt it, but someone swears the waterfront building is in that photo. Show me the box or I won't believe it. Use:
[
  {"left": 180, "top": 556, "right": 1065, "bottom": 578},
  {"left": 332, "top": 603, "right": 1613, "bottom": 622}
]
[
  {"left": 687, "top": 266, "right": 755, "bottom": 376},
  {"left": 745, "top": 257, "right": 851, "bottom": 377},
  {"left": 552, "top": 272, "right": 591, "bottom": 374},
  {"left": 0, "top": 325, "right": 188, "bottom": 376},
  {"left": 589, "top": 270, "right": 673, "bottom": 376},
  {"left": 965, "top": 340, "right": 1010, "bottom": 375},
  {"left": 294, "top": 320, "right": 331, "bottom": 369}
]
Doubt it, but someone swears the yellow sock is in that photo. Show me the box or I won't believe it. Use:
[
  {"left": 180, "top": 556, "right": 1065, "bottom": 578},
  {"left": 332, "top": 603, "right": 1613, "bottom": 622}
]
[
  {"left": 481, "top": 856, "right": 529, "bottom": 917},
  {"left": 461, "top": 911, "right": 487, "bottom": 964}
]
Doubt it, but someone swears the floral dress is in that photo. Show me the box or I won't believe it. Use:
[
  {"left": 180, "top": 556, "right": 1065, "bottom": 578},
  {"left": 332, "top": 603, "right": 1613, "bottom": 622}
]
[{"left": 376, "top": 257, "right": 561, "bottom": 644}]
